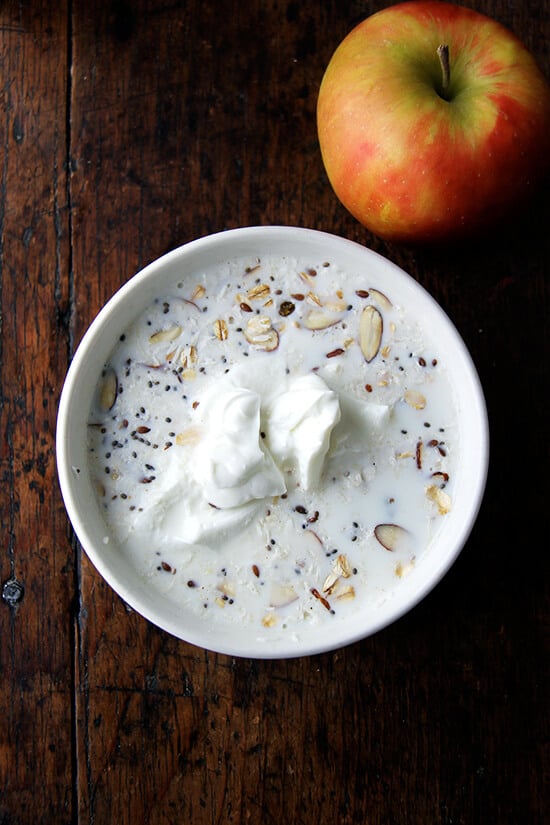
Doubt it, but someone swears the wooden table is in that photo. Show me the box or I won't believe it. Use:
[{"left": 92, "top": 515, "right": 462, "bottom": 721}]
[{"left": 1, "top": 1, "right": 548, "bottom": 822}]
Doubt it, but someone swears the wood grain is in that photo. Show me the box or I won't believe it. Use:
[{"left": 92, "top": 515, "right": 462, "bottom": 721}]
[
  {"left": 1, "top": 1, "right": 548, "bottom": 823},
  {"left": 0, "top": 2, "right": 74, "bottom": 823}
]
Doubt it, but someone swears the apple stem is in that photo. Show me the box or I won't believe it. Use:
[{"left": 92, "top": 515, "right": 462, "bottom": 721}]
[{"left": 437, "top": 44, "right": 451, "bottom": 99}]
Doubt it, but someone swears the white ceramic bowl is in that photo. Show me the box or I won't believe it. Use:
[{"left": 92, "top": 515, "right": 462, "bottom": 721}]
[{"left": 56, "top": 226, "right": 489, "bottom": 658}]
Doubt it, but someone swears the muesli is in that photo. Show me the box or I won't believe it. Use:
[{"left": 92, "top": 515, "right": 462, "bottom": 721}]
[{"left": 87, "top": 255, "right": 456, "bottom": 632}]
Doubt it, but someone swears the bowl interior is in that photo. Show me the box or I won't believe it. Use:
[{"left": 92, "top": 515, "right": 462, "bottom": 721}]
[{"left": 56, "top": 226, "right": 489, "bottom": 658}]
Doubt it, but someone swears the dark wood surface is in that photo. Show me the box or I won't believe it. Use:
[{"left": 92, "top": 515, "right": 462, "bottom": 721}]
[{"left": 1, "top": 1, "right": 548, "bottom": 823}]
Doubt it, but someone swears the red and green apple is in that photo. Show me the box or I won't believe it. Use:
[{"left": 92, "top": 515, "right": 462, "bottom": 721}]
[{"left": 317, "top": 1, "right": 550, "bottom": 243}]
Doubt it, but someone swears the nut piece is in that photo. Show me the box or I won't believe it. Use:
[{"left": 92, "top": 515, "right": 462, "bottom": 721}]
[
  {"left": 269, "top": 583, "right": 299, "bottom": 607},
  {"left": 243, "top": 315, "right": 279, "bottom": 351},
  {"left": 213, "top": 319, "right": 228, "bottom": 340},
  {"left": 99, "top": 368, "right": 118, "bottom": 411},
  {"left": 359, "top": 305, "right": 383, "bottom": 362},
  {"left": 149, "top": 325, "right": 183, "bottom": 344},
  {"left": 405, "top": 390, "right": 427, "bottom": 410},
  {"left": 325, "top": 297, "right": 348, "bottom": 312},
  {"left": 368, "top": 287, "right": 393, "bottom": 310},
  {"left": 304, "top": 309, "right": 342, "bottom": 330},
  {"left": 426, "top": 484, "right": 452, "bottom": 514},
  {"left": 334, "top": 585, "right": 356, "bottom": 601},
  {"left": 374, "top": 523, "right": 410, "bottom": 552}
]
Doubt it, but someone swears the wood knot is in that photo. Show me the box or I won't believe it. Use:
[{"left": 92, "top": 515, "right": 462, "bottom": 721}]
[{"left": 2, "top": 577, "right": 25, "bottom": 607}]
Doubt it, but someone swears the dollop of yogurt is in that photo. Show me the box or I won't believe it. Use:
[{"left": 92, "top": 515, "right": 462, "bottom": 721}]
[
  {"left": 134, "top": 372, "right": 343, "bottom": 548},
  {"left": 194, "top": 386, "right": 285, "bottom": 509},
  {"left": 265, "top": 373, "right": 341, "bottom": 490}
]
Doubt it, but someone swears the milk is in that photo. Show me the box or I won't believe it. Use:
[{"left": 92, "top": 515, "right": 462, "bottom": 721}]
[{"left": 87, "top": 255, "right": 457, "bottom": 633}]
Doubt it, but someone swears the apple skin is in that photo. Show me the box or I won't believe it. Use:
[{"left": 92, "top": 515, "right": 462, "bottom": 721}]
[{"left": 317, "top": 1, "right": 550, "bottom": 244}]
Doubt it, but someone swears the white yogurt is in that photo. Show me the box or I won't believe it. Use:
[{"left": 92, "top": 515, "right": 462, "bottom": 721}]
[{"left": 87, "top": 255, "right": 457, "bottom": 632}]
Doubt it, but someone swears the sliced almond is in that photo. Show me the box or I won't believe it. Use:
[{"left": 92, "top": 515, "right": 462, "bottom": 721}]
[
  {"left": 325, "top": 297, "right": 348, "bottom": 312},
  {"left": 359, "top": 305, "right": 383, "bottom": 362},
  {"left": 405, "top": 389, "right": 427, "bottom": 410},
  {"left": 303, "top": 529, "right": 324, "bottom": 548},
  {"left": 243, "top": 315, "right": 279, "bottom": 351},
  {"left": 426, "top": 484, "right": 452, "bottom": 514},
  {"left": 334, "top": 584, "right": 356, "bottom": 601},
  {"left": 149, "top": 325, "right": 183, "bottom": 345},
  {"left": 99, "top": 368, "right": 118, "bottom": 411},
  {"left": 269, "top": 583, "right": 299, "bottom": 608},
  {"left": 368, "top": 287, "right": 393, "bottom": 310},
  {"left": 304, "top": 309, "right": 342, "bottom": 330},
  {"left": 374, "top": 523, "right": 410, "bottom": 552}
]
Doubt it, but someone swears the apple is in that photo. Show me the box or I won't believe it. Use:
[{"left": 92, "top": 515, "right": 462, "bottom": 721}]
[{"left": 316, "top": 1, "right": 550, "bottom": 243}]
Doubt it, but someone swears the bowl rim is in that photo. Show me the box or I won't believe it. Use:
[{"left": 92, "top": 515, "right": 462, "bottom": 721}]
[{"left": 56, "top": 225, "right": 490, "bottom": 658}]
